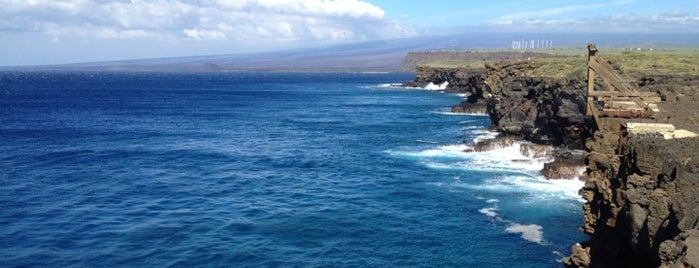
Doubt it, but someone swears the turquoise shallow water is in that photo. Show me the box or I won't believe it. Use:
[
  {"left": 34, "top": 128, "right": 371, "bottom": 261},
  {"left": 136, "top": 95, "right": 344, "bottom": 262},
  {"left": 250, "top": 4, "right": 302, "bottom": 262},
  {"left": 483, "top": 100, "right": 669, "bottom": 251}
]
[{"left": 0, "top": 72, "right": 585, "bottom": 267}]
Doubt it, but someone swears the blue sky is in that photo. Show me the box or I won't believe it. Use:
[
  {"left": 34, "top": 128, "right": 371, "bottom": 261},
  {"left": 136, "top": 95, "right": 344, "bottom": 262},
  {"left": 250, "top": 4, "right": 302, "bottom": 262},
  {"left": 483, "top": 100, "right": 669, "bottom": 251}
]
[
  {"left": 1, "top": 0, "right": 698, "bottom": 65},
  {"left": 373, "top": 0, "right": 697, "bottom": 27}
]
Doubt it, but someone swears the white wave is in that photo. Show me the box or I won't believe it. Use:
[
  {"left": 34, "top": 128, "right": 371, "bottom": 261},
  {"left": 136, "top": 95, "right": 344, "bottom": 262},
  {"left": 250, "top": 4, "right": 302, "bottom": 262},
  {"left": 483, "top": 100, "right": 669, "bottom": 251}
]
[
  {"left": 505, "top": 223, "right": 544, "bottom": 244},
  {"left": 389, "top": 141, "right": 549, "bottom": 173},
  {"left": 427, "top": 182, "right": 444, "bottom": 187},
  {"left": 471, "top": 129, "right": 499, "bottom": 143},
  {"left": 388, "top": 144, "right": 471, "bottom": 160},
  {"left": 552, "top": 251, "right": 564, "bottom": 260},
  {"left": 477, "top": 198, "right": 546, "bottom": 244},
  {"left": 415, "top": 139, "right": 440, "bottom": 144},
  {"left": 468, "top": 142, "right": 550, "bottom": 172},
  {"left": 423, "top": 81, "right": 449, "bottom": 90},
  {"left": 434, "top": 110, "right": 489, "bottom": 117},
  {"left": 464, "top": 175, "right": 584, "bottom": 201},
  {"left": 440, "top": 144, "right": 472, "bottom": 152},
  {"left": 376, "top": 83, "right": 404, "bottom": 88},
  {"left": 479, "top": 207, "right": 499, "bottom": 217},
  {"left": 361, "top": 83, "right": 413, "bottom": 90},
  {"left": 434, "top": 111, "right": 478, "bottom": 116},
  {"left": 422, "top": 161, "right": 470, "bottom": 171},
  {"left": 532, "top": 175, "right": 586, "bottom": 200}
]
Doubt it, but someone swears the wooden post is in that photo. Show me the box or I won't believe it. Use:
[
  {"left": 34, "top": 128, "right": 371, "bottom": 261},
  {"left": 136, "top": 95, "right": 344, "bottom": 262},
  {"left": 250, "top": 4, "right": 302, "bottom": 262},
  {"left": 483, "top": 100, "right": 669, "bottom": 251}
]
[
  {"left": 586, "top": 43, "right": 602, "bottom": 129},
  {"left": 586, "top": 43, "right": 598, "bottom": 116}
]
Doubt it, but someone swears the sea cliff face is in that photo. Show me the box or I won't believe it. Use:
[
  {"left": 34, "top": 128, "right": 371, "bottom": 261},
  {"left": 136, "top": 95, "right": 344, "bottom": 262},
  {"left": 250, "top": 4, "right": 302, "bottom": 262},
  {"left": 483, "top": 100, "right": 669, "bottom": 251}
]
[
  {"left": 565, "top": 128, "right": 699, "bottom": 268},
  {"left": 482, "top": 60, "right": 591, "bottom": 149},
  {"left": 407, "top": 60, "right": 593, "bottom": 150}
]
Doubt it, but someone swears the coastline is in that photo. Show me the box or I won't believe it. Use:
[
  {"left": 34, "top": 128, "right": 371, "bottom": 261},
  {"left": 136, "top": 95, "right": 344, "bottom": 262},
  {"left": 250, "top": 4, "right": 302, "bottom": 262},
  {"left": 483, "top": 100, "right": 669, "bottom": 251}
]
[{"left": 405, "top": 51, "right": 699, "bottom": 267}]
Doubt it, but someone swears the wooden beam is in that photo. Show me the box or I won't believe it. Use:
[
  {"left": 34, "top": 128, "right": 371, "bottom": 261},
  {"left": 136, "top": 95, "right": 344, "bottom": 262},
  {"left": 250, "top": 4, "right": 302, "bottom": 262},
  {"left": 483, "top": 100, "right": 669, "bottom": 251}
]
[
  {"left": 586, "top": 43, "right": 598, "bottom": 117},
  {"left": 588, "top": 101, "right": 601, "bottom": 129},
  {"left": 588, "top": 58, "right": 634, "bottom": 92}
]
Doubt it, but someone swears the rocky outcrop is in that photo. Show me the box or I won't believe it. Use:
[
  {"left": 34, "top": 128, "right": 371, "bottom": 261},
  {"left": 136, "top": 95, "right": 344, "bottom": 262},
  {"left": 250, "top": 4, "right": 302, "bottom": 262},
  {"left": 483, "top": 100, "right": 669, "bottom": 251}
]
[
  {"left": 520, "top": 143, "right": 555, "bottom": 158},
  {"left": 482, "top": 60, "right": 593, "bottom": 149},
  {"left": 451, "top": 99, "right": 487, "bottom": 114},
  {"left": 406, "top": 60, "right": 594, "bottom": 149},
  {"left": 405, "top": 66, "right": 486, "bottom": 94},
  {"left": 464, "top": 136, "right": 519, "bottom": 152},
  {"left": 636, "top": 74, "right": 699, "bottom": 102},
  {"left": 540, "top": 150, "right": 584, "bottom": 180},
  {"left": 404, "top": 65, "right": 490, "bottom": 114},
  {"left": 564, "top": 129, "right": 699, "bottom": 268}
]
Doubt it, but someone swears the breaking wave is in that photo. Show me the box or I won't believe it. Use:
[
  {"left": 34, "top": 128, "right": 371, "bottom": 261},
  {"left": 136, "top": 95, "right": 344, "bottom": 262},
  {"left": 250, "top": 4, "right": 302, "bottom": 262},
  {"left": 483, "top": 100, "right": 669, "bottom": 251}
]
[{"left": 424, "top": 81, "right": 449, "bottom": 90}]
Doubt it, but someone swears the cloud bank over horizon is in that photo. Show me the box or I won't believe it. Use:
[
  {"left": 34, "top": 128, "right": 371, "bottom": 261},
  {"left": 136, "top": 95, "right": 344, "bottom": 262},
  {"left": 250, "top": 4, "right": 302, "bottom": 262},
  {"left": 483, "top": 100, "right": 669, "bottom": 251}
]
[
  {"left": 1, "top": 0, "right": 698, "bottom": 65},
  {"left": 0, "top": 0, "right": 414, "bottom": 65},
  {"left": 1, "top": 0, "right": 413, "bottom": 42}
]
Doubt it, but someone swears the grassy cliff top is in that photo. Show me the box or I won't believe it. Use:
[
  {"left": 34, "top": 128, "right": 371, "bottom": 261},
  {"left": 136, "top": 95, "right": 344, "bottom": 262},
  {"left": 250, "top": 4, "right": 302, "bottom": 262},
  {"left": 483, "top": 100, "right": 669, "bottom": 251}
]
[
  {"left": 421, "top": 60, "right": 486, "bottom": 69},
  {"left": 420, "top": 47, "right": 699, "bottom": 79}
]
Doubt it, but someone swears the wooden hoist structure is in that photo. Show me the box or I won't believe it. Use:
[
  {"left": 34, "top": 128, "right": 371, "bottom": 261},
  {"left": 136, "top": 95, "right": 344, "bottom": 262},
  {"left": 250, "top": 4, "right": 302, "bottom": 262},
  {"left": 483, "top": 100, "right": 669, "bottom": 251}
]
[{"left": 585, "top": 43, "right": 660, "bottom": 128}]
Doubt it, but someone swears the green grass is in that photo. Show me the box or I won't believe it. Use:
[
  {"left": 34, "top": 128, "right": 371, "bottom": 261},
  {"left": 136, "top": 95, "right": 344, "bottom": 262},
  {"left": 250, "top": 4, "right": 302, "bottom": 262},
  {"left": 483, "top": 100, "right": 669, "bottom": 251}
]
[
  {"left": 604, "top": 50, "right": 699, "bottom": 77},
  {"left": 529, "top": 56, "right": 588, "bottom": 79},
  {"left": 422, "top": 60, "right": 485, "bottom": 69},
  {"left": 420, "top": 47, "right": 699, "bottom": 79}
]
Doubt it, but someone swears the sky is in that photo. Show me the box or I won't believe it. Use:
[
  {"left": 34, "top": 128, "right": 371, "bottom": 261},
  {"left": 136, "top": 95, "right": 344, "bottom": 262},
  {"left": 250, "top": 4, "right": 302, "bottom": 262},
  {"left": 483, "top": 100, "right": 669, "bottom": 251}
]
[{"left": 1, "top": 0, "right": 698, "bottom": 66}]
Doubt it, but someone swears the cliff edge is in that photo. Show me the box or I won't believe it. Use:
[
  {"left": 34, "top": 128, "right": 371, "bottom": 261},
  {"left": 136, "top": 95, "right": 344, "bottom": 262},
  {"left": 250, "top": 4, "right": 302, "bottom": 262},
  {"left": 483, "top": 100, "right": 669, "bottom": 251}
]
[{"left": 564, "top": 122, "right": 699, "bottom": 268}]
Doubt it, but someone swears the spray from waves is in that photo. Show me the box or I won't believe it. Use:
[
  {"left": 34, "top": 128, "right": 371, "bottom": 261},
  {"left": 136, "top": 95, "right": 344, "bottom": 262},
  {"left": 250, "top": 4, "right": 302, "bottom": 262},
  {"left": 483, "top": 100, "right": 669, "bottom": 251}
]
[
  {"left": 434, "top": 111, "right": 489, "bottom": 117},
  {"left": 464, "top": 175, "right": 585, "bottom": 201},
  {"left": 471, "top": 129, "right": 499, "bottom": 143},
  {"left": 396, "top": 140, "right": 551, "bottom": 173},
  {"left": 415, "top": 139, "right": 440, "bottom": 144},
  {"left": 376, "top": 83, "right": 404, "bottom": 88},
  {"left": 423, "top": 81, "right": 449, "bottom": 90},
  {"left": 387, "top": 136, "right": 586, "bottom": 202},
  {"left": 386, "top": 109, "right": 587, "bottom": 247},
  {"left": 362, "top": 82, "right": 449, "bottom": 91}
]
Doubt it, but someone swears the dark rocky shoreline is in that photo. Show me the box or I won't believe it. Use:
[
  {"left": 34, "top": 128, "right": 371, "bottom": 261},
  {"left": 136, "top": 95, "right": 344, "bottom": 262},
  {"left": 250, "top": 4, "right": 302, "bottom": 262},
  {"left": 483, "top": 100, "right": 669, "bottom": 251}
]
[{"left": 406, "top": 56, "right": 699, "bottom": 267}]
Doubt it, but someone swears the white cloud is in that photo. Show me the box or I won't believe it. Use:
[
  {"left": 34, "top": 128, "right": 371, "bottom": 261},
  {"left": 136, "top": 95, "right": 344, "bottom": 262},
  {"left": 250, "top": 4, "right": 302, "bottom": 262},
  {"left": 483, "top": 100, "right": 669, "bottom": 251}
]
[
  {"left": 483, "top": 1, "right": 699, "bottom": 33},
  {"left": 183, "top": 28, "right": 227, "bottom": 40},
  {"left": 0, "top": 0, "right": 411, "bottom": 43},
  {"left": 489, "top": 0, "right": 633, "bottom": 24}
]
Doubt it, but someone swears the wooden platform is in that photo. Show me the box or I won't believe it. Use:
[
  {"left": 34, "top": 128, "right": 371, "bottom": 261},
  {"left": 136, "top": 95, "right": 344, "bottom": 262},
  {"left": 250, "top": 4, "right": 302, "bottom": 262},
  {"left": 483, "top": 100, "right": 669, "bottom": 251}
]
[{"left": 585, "top": 43, "right": 661, "bottom": 129}]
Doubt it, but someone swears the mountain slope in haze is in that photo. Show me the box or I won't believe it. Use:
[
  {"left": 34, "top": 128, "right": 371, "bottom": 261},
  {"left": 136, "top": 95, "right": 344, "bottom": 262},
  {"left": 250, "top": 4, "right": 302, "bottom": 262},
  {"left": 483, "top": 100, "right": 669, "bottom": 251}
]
[{"left": 4, "top": 33, "right": 699, "bottom": 72}]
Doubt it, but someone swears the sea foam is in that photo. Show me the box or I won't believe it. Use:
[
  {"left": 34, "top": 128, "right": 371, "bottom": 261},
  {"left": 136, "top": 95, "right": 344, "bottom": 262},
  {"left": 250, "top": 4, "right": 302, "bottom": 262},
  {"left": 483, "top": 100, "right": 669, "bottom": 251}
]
[
  {"left": 506, "top": 223, "right": 544, "bottom": 244},
  {"left": 478, "top": 199, "right": 546, "bottom": 244},
  {"left": 479, "top": 207, "right": 499, "bottom": 218},
  {"left": 389, "top": 135, "right": 585, "bottom": 202}
]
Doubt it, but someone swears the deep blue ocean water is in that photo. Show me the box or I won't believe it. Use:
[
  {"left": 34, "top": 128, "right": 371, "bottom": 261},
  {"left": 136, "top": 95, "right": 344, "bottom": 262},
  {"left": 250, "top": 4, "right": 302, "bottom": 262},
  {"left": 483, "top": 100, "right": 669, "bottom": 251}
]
[{"left": 1, "top": 72, "right": 585, "bottom": 267}]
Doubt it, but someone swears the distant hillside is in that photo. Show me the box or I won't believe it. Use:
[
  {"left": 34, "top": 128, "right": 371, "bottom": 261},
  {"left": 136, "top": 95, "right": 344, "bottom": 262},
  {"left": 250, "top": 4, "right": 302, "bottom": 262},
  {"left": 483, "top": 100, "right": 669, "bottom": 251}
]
[{"left": 3, "top": 32, "right": 698, "bottom": 72}]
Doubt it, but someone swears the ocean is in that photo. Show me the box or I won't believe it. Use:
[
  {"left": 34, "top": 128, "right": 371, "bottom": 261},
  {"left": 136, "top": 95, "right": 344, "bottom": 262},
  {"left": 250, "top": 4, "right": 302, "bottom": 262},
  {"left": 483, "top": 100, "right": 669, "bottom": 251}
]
[{"left": 0, "top": 72, "right": 585, "bottom": 267}]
